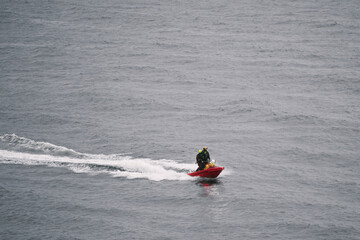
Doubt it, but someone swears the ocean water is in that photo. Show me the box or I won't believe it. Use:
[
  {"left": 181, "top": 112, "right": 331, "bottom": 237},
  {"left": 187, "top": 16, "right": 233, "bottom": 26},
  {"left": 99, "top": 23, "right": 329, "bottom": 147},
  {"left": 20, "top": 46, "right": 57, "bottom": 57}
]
[{"left": 1, "top": 0, "right": 360, "bottom": 239}]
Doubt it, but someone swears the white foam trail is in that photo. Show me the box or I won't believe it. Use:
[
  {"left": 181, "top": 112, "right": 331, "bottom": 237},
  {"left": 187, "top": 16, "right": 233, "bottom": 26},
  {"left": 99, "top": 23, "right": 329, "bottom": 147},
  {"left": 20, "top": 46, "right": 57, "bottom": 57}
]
[
  {"left": 0, "top": 134, "right": 81, "bottom": 157},
  {"left": 0, "top": 149, "right": 195, "bottom": 181}
]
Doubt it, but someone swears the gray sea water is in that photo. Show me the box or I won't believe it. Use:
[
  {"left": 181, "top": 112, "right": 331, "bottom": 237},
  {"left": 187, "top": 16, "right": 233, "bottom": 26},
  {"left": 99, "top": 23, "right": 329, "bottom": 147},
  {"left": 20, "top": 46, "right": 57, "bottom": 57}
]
[{"left": 1, "top": 0, "right": 360, "bottom": 239}]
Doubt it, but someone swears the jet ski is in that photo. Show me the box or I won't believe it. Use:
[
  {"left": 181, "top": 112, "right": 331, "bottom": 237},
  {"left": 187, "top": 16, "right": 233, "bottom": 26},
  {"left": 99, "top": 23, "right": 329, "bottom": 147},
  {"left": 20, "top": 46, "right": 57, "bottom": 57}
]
[{"left": 188, "top": 160, "right": 224, "bottom": 178}]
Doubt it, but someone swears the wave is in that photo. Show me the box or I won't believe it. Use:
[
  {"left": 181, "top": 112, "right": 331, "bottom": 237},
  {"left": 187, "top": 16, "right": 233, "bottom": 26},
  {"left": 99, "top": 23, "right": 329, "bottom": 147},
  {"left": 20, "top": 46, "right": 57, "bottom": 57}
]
[{"left": 0, "top": 134, "right": 195, "bottom": 181}]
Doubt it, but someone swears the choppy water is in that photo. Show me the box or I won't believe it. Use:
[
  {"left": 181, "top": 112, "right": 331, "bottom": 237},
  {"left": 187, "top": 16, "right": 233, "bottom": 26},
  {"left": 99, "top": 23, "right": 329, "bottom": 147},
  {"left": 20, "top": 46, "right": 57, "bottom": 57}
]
[{"left": 1, "top": 0, "right": 360, "bottom": 239}]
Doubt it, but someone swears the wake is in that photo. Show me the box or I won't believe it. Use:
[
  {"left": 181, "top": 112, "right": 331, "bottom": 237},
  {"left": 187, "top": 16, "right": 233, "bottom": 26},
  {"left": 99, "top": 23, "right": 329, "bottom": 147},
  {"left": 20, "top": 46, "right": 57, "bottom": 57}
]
[{"left": 0, "top": 134, "right": 195, "bottom": 181}]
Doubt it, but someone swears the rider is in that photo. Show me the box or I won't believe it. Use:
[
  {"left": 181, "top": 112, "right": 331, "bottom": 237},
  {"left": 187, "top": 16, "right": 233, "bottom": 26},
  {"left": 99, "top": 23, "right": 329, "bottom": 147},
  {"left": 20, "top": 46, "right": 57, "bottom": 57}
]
[{"left": 196, "top": 147, "right": 211, "bottom": 171}]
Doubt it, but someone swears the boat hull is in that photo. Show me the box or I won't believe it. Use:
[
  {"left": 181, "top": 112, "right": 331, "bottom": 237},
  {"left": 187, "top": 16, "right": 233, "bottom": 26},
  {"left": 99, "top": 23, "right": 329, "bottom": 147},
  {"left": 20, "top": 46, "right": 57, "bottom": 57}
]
[{"left": 188, "top": 167, "right": 224, "bottom": 178}]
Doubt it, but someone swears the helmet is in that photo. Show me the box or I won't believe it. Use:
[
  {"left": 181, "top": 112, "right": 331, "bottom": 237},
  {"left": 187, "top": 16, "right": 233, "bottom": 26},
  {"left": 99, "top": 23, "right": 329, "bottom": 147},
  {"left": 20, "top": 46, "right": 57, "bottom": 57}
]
[
  {"left": 198, "top": 149, "right": 202, "bottom": 153},
  {"left": 203, "top": 147, "right": 208, "bottom": 150}
]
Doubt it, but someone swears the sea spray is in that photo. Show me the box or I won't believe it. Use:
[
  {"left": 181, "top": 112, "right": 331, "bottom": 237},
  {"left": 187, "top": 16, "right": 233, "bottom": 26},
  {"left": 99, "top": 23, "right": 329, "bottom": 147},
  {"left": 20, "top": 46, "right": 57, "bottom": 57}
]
[
  {"left": 0, "top": 134, "right": 82, "bottom": 157},
  {"left": 0, "top": 134, "right": 195, "bottom": 181}
]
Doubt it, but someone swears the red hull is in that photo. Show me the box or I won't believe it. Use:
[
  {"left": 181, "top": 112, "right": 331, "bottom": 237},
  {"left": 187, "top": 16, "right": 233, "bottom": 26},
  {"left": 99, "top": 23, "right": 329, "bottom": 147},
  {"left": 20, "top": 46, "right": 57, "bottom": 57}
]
[{"left": 188, "top": 167, "right": 224, "bottom": 178}]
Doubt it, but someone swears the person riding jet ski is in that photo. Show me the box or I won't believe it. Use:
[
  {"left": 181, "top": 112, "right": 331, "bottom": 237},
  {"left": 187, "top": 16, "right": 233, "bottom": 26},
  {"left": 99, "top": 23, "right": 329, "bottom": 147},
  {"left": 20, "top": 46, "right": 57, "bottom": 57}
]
[{"left": 196, "top": 147, "right": 211, "bottom": 171}]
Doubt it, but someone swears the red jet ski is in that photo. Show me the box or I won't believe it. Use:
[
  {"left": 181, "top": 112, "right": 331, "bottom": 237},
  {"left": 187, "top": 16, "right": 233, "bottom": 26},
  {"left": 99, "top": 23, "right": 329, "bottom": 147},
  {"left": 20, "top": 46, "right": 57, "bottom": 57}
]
[{"left": 188, "top": 166, "right": 224, "bottom": 178}]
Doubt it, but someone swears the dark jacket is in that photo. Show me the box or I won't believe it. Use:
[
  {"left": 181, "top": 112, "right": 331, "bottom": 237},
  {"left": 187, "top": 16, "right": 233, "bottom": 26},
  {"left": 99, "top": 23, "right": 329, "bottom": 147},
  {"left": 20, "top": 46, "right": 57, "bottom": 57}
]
[
  {"left": 196, "top": 150, "right": 210, "bottom": 164},
  {"left": 203, "top": 149, "right": 210, "bottom": 162},
  {"left": 196, "top": 149, "right": 210, "bottom": 171}
]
